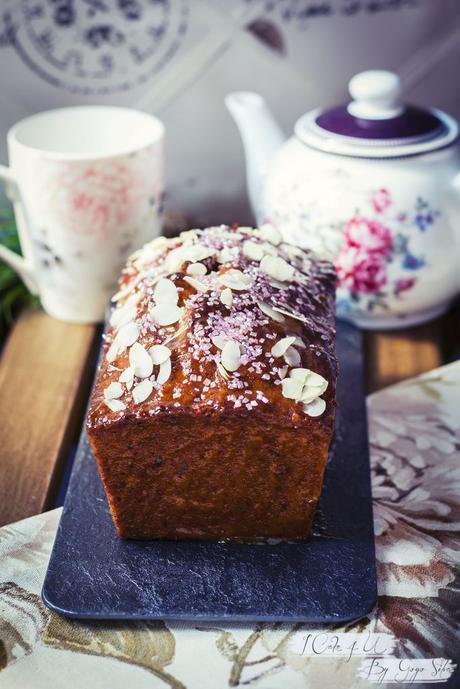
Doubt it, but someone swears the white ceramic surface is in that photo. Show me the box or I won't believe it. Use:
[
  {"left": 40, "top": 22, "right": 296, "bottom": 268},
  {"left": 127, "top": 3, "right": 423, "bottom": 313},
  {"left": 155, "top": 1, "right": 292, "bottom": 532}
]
[
  {"left": 226, "top": 73, "right": 460, "bottom": 330},
  {"left": 0, "top": 106, "right": 164, "bottom": 323}
]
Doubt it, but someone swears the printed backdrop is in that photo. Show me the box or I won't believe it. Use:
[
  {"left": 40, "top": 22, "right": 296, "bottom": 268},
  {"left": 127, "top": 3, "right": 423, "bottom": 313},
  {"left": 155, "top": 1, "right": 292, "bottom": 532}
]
[
  {"left": 0, "top": 0, "right": 460, "bottom": 225},
  {"left": 0, "top": 361, "right": 459, "bottom": 688}
]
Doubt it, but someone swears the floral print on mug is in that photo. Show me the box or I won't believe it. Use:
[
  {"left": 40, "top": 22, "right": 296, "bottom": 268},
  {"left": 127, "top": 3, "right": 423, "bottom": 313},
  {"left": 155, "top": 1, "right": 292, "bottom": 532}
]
[{"left": 44, "top": 149, "right": 161, "bottom": 244}]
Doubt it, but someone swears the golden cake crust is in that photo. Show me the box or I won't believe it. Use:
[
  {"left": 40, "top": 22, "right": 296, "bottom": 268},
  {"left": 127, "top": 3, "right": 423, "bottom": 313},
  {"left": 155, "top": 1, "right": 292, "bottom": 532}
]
[{"left": 87, "top": 224, "right": 337, "bottom": 540}]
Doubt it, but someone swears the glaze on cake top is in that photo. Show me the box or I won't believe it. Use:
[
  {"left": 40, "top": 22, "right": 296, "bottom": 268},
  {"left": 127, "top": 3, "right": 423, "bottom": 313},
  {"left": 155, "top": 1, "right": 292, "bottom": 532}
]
[{"left": 87, "top": 224, "right": 337, "bottom": 430}]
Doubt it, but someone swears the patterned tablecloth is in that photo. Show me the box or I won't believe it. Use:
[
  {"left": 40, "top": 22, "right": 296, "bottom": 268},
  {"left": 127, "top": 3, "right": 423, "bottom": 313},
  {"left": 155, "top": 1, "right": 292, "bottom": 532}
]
[{"left": 1, "top": 363, "right": 459, "bottom": 689}]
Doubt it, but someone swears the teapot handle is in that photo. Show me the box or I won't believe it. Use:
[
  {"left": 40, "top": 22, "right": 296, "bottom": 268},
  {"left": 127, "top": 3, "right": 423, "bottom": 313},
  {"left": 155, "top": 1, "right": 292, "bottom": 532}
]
[
  {"left": 445, "top": 170, "right": 460, "bottom": 231},
  {"left": 443, "top": 171, "right": 460, "bottom": 293}
]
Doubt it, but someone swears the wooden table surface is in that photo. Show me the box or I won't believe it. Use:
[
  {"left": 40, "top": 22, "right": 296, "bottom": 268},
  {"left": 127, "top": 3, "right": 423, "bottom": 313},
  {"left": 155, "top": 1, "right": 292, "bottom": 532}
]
[{"left": 0, "top": 302, "right": 459, "bottom": 528}]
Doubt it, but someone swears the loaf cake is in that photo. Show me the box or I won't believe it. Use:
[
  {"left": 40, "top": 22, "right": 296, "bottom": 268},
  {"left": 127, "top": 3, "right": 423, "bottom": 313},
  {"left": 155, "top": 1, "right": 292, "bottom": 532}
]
[{"left": 87, "top": 224, "right": 337, "bottom": 540}]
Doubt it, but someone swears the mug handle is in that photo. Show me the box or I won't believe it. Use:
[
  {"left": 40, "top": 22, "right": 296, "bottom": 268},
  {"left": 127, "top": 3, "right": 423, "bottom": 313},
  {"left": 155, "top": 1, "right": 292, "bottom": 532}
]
[{"left": 0, "top": 165, "right": 39, "bottom": 294}]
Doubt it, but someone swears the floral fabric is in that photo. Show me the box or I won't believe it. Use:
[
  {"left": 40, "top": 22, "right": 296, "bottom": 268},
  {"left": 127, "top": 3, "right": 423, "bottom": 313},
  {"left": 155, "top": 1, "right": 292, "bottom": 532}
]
[{"left": 0, "top": 363, "right": 459, "bottom": 688}]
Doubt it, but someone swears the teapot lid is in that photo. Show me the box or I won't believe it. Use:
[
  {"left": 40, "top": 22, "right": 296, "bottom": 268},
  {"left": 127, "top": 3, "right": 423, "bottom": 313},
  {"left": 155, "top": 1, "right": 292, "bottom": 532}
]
[{"left": 295, "top": 70, "right": 458, "bottom": 158}]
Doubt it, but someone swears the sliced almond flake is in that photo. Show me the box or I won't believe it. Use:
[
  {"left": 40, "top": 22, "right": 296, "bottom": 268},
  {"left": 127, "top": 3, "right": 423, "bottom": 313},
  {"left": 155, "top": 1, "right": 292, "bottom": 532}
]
[
  {"left": 154, "top": 278, "right": 178, "bottom": 305},
  {"left": 187, "top": 262, "right": 207, "bottom": 276},
  {"left": 149, "top": 344, "right": 171, "bottom": 365},
  {"left": 216, "top": 361, "right": 229, "bottom": 380},
  {"left": 212, "top": 335, "right": 227, "bottom": 350},
  {"left": 271, "top": 336, "right": 296, "bottom": 358},
  {"left": 129, "top": 342, "right": 153, "bottom": 379},
  {"left": 281, "top": 377, "right": 304, "bottom": 401},
  {"left": 303, "top": 397, "right": 326, "bottom": 417},
  {"left": 284, "top": 346, "right": 301, "bottom": 367},
  {"left": 306, "top": 371, "right": 329, "bottom": 391},
  {"left": 218, "top": 269, "right": 252, "bottom": 291},
  {"left": 126, "top": 290, "right": 142, "bottom": 308},
  {"left": 259, "top": 223, "right": 282, "bottom": 246},
  {"left": 221, "top": 340, "right": 241, "bottom": 372},
  {"left": 281, "top": 243, "right": 304, "bottom": 259},
  {"left": 110, "top": 302, "right": 137, "bottom": 330},
  {"left": 217, "top": 246, "right": 239, "bottom": 264},
  {"left": 104, "top": 382, "right": 123, "bottom": 400},
  {"left": 290, "top": 368, "right": 327, "bottom": 387},
  {"left": 105, "top": 398, "right": 126, "bottom": 412},
  {"left": 261, "top": 242, "right": 279, "bottom": 256},
  {"left": 236, "top": 226, "right": 254, "bottom": 234},
  {"left": 278, "top": 365, "right": 288, "bottom": 380},
  {"left": 126, "top": 379, "right": 134, "bottom": 391},
  {"left": 183, "top": 276, "right": 209, "bottom": 293},
  {"left": 107, "top": 321, "right": 139, "bottom": 361},
  {"left": 289, "top": 335, "right": 306, "bottom": 349},
  {"left": 117, "top": 321, "right": 140, "bottom": 347},
  {"left": 301, "top": 257, "right": 313, "bottom": 272},
  {"left": 132, "top": 379, "right": 153, "bottom": 404},
  {"left": 179, "top": 229, "right": 199, "bottom": 241},
  {"left": 260, "top": 255, "right": 295, "bottom": 283},
  {"left": 167, "top": 243, "right": 215, "bottom": 272},
  {"left": 282, "top": 368, "right": 328, "bottom": 406},
  {"left": 119, "top": 365, "right": 135, "bottom": 383},
  {"left": 106, "top": 340, "right": 120, "bottom": 363},
  {"left": 272, "top": 306, "right": 307, "bottom": 324},
  {"left": 220, "top": 287, "right": 233, "bottom": 308},
  {"left": 290, "top": 368, "right": 328, "bottom": 392},
  {"left": 150, "top": 303, "right": 183, "bottom": 327},
  {"left": 184, "top": 244, "right": 216, "bottom": 263},
  {"left": 269, "top": 278, "right": 290, "bottom": 290},
  {"left": 157, "top": 358, "right": 172, "bottom": 385},
  {"left": 257, "top": 302, "right": 285, "bottom": 323},
  {"left": 242, "top": 240, "right": 264, "bottom": 261},
  {"left": 165, "top": 246, "right": 187, "bottom": 273},
  {"left": 302, "top": 377, "right": 328, "bottom": 399},
  {"left": 301, "top": 386, "right": 324, "bottom": 405},
  {"left": 132, "top": 236, "right": 169, "bottom": 271},
  {"left": 290, "top": 368, "right": 310, "bottom": 381},
  {"left": 286, "top": 369, "right": 328, "bottom": 402}
]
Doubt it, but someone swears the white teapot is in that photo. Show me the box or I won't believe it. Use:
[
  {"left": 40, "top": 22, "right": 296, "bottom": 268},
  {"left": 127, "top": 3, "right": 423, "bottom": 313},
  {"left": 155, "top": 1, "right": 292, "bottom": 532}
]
[{"left": 226, "top": 71, "right": 460, "bottom": 329}]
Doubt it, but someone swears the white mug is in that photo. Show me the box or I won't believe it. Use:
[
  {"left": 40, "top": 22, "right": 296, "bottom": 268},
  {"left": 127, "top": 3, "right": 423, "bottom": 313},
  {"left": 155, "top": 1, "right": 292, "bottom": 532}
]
[{"left": 0, "top": 106, "right": 164, "bottom": 323}]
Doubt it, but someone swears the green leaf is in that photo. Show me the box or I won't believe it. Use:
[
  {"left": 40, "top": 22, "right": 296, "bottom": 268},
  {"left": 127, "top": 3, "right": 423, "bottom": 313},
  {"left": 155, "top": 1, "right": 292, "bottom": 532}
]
[{"left": 0, "top": 205, "right": 40, "bottom": 339}]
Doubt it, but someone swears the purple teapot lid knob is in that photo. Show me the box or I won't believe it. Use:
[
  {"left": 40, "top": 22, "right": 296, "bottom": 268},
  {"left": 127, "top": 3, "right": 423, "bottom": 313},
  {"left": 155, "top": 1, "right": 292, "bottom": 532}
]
[
  {"left": 347, "top": 70, "right": 403, "bottom": 120},
  {"left": 295, "top": 68, "right": 458, "bottom": 157}
]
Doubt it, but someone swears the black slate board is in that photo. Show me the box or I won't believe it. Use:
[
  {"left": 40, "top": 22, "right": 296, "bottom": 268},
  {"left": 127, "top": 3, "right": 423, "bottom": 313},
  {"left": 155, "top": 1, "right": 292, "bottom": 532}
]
[{"left": 42, "top": 321, "right": 377, "bottom": 622}]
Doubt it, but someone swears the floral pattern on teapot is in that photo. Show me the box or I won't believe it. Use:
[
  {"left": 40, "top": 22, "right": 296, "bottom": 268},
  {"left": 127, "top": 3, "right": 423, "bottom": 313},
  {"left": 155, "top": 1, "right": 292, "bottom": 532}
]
[{"left": 335, "top": 188, "right": 440, "bottom": 315}]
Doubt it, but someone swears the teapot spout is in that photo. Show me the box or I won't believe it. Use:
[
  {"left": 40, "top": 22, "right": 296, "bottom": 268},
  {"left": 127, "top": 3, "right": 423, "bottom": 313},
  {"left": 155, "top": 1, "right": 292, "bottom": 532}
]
[{"left": 225, "top": 92, "right": 285, "bottom": 223}]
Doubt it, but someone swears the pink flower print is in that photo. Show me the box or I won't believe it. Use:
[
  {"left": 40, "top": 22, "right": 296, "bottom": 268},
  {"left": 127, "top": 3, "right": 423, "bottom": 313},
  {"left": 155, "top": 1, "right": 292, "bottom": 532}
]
[
  {"left": 53, "top": 160, "right": 147, "bottom": 241},
  {"left": 395, "top": 277, "right": 416, "bottom": 293},
  {"left": 343, "top": 217, "right": 393, "bottom": 256},
  {"left": 371, "top": 188, "right": 391, "bottom": 214},
  {"left": 335, "top": 245, "right": 388, "bottom": 294}
]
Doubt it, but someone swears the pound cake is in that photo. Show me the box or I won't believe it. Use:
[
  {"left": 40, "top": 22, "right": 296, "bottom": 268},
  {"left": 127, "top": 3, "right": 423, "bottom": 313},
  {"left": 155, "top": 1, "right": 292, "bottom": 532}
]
[{"left": 87, "top": 224, "right": 337, "bottom": 540}]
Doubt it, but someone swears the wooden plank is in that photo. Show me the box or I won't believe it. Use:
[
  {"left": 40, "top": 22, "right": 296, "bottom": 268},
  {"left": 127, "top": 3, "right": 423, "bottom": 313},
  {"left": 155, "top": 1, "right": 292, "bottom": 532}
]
[
  {"left": 0, "top": 308, "right": 98, "bottom": 527},
  {"left": 364, "top": 321, "right": 443, "bottom": 393}
]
